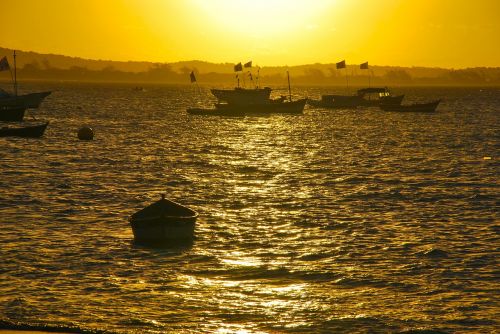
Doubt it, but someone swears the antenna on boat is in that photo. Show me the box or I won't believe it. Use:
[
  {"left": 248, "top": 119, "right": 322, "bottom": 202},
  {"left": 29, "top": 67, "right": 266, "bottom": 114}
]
[
  {"left": 13, "top": 50, "right": 18, "bottom": 96},
  {"left": 345, "top": 67, "right": 349, "bottom": 93},
  {"left": 256, "top": 67, "right": 260, "bottom": 88},
  {"left": 287, "top": 70, "right": 292, "bottom": 102}
]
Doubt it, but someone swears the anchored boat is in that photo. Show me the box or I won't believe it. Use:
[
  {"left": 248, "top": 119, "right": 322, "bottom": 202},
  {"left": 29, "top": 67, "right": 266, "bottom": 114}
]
[
  {"left": 188, "top": 71, "right": 306, "bottom": 116},
  {"left": 0, "top": 121, "right": 49, "bottom": 138},
  {"left": 0, "top": 51, "right": 51, "bottom": 109},
  {"left": 130, "top": 194, "right": 198, "bottom": 243},
  {"left": 187, "top": 98, "right": 307, "bottom": 116},
  {"left": 308, "top": 87, "right": 403, "bottom": 109}
]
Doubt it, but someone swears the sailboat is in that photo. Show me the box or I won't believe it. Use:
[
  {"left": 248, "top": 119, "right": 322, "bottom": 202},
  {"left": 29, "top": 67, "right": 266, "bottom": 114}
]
[{"left": 0, "top": 51, "right": 51, "bottom": 121}]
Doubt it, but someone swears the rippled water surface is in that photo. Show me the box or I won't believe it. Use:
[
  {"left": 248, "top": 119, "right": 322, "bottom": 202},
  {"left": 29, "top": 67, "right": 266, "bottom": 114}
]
[{"left": 1, "top": 83, "right": 499, "bottom": 333}]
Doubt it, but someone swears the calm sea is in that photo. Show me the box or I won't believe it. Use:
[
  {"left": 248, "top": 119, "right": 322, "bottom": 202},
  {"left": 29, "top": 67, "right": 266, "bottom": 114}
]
[{"left": 0, "top": 82, "right": 498, "bottom": 333}]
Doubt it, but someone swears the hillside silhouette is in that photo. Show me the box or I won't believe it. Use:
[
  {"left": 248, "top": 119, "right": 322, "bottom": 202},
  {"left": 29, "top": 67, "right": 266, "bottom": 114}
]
[{"left": 1, "top": 47, "right": 500, "bottom": 86}]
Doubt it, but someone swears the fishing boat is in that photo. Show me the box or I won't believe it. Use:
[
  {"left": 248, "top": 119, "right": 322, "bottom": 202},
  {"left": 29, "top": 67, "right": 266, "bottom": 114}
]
[
  {"left": 308, "top": 87, "right": 403, "bottom": 109},
  {"left": 188, "top": 71, "right": 306, "bottom": 116},
  {"left": 0, "top": 51, "right": 51, "bottom": 109},
  {"left": 0, "top": 121, "right": 49, "bottom": 138},
  {"left": 380, "top": 100, "right": 441, "bottom": 112},
  {"left": 130, "top": 194, "right": 198, "bottom": 243},
  {"left": 0, "top": 106, "right": 26, "bottom": 122}
]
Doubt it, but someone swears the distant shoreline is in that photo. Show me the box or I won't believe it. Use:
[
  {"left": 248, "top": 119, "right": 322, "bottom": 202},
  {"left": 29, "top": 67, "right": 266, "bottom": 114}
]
[
  {"left": 1, "top": 47, "right": 500, "bottom": 87},
  {"left": 1, "top": 78, "right": 500, "bottom": 88}
]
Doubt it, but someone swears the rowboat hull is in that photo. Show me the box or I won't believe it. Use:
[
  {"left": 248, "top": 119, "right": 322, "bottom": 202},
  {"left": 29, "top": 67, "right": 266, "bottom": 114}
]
[
  {"left": 0, "top": 121, "right": 49, "bottom": 138},
  {"left": 131, "top": 217, "right": 196, "bottom": 242},
  {"left": 187, "top": 98, "right": 307, "bottom": 116},
  {"left": 0, "top": 91, "right": 51, "bottom": 109},
  {"left": 130, "top": 195, "right": 198, "bottom": 244}
]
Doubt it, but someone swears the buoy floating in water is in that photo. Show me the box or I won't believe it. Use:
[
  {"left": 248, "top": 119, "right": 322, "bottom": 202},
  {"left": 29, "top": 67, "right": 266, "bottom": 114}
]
[{"left": 78, "top": 126, "right": 94, "bottom": 140}]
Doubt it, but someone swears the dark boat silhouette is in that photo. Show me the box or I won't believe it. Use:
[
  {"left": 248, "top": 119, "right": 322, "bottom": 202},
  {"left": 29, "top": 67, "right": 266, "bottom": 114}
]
[
  {"left": 380, "top": 99, "right": 441, "bottom": 112},
  {"left": 0, "top": 121, "right": 49, "bottom": 138},
  {"left": 187, "top": 98, "right": 307, "bottom": 116},
  {"left": 188, "top": 72, "right": 306, "bottom": 116},
  {"left": 130, "top": 194, "right": 198, "bottom": 243},
  {"left": 0, "top": 51, "right": 51, "bottom": 109},
  {"left": 0, "top": 89, "right": 51, "bottom": 109},
  {"left": 309, "top": 87, "right": 403, "bottom": 108}
]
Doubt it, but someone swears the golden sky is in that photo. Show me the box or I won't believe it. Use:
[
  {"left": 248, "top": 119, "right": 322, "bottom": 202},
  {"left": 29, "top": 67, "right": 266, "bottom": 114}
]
[{"left": 1, "top": 0, "right": 499, "bottom": 68}]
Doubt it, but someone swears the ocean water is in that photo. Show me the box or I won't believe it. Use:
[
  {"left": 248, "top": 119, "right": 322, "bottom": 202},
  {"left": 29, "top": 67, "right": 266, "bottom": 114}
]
[{"left": 0, "top": 83, "right": 498, "bottom": 334}]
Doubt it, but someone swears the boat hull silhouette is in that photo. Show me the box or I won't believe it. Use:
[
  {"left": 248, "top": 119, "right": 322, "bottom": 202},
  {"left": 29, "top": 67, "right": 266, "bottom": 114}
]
[
  {"left": 309, "top": 88, "right": 403, "bottom": 108},
  {"left": 188, "top": 98, "right": 307, "bottom": 116},
  {"left": 0, "top": 121, "right": 49, "bottom": 138},
  {"left": 130, "top": 196, "right": 198, "bottom": 243},
  {"left": 0, "top": 91, "right": 52, "bottom": 109}
]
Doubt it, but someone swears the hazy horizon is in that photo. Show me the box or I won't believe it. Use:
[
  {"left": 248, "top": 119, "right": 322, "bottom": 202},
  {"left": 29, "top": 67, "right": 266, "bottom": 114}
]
[
  {"left": 2, "top": 0, "right": 500, "bottom": 68},
  {"left": 2, "top": 45, "right": 499, "bottom": 71}
]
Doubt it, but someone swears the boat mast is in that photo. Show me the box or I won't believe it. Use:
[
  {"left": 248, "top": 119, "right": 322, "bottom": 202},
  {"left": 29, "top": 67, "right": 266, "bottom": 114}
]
[
  {"left": 13, "top": 50, "right": 18, "bottom": 96},
  {"left": 287, "top": 71, "right": 292, "bottom": 102},
  {"left": 345, "top": 67, "right": 349, "bottom": 93}
]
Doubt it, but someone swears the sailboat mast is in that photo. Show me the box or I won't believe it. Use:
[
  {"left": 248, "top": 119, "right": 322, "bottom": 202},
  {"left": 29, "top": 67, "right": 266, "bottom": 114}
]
[
  {"left": 287, "top": 71, "right": 292, "bottom": 102},
  {"left": 13, "top": 50, "right": 18, "bottom": 96}
]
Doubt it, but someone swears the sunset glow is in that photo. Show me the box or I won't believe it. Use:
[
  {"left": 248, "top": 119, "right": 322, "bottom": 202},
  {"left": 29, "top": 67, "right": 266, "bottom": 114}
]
[{"left": 1, "top": 0, "right": 500, "bottom": 67}]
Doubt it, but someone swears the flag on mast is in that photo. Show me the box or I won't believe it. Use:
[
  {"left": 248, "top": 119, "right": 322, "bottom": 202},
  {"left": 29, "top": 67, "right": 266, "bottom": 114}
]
[
  {"left": 244, "top": 61, "right": 252, "bottom": 68},
  {"left": 360, "top": 62, "right": 369, "bottom": 70},
  {"left": 336, "top": 60, "right": 346, "bottom": 69},
  {"left": 234, "top": 62, "right": 243, "bottom": 72},
  {"left": 0, "top": 56, "right": 10, "bottom": 71},
  {"left": 190, "top": 71, "right": 196, "bottom": 83}
]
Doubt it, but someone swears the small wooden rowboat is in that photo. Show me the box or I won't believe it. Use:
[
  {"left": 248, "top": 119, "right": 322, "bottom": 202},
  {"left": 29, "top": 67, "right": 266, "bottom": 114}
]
[
  {"left": 130, "top": 194, "right": 198, "bottom": 243},
  {"left": 0, "top": 121, "right": 49, "bottom": 138}
]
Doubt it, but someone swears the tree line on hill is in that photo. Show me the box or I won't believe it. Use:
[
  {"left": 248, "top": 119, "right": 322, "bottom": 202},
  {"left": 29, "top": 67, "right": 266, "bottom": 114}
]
[{"left": 1, "top": 47, "right": 500, "bottom": 86}]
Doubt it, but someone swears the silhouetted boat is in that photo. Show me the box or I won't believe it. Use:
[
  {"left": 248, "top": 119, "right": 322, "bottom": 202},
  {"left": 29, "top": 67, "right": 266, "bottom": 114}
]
[
  {"left": 187, "top": 98, "right": 307, "bottom": 116},
  {"left": 0, "top": 121, "right": 48, "bottom": 138},
  {"left": 130, "top": 194, "right": 198, "bottom": 243},
  {"left": 0, "top": 89, "right": 51, "bottom": 109},
  {"left": 0, "top": 51, "right": 51, "bottom": 109},
  {"left": 0, "top": 106, "right": 26, "bottom": 121},
  {"left": 308, "top": 87, "right": 403, "bottom": 108},
  {"left": 380, "top": 100, "right": 441, "bottom": 112},
  {"left": 188, "top": 72, "right": 306, "bottom": 116}
]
